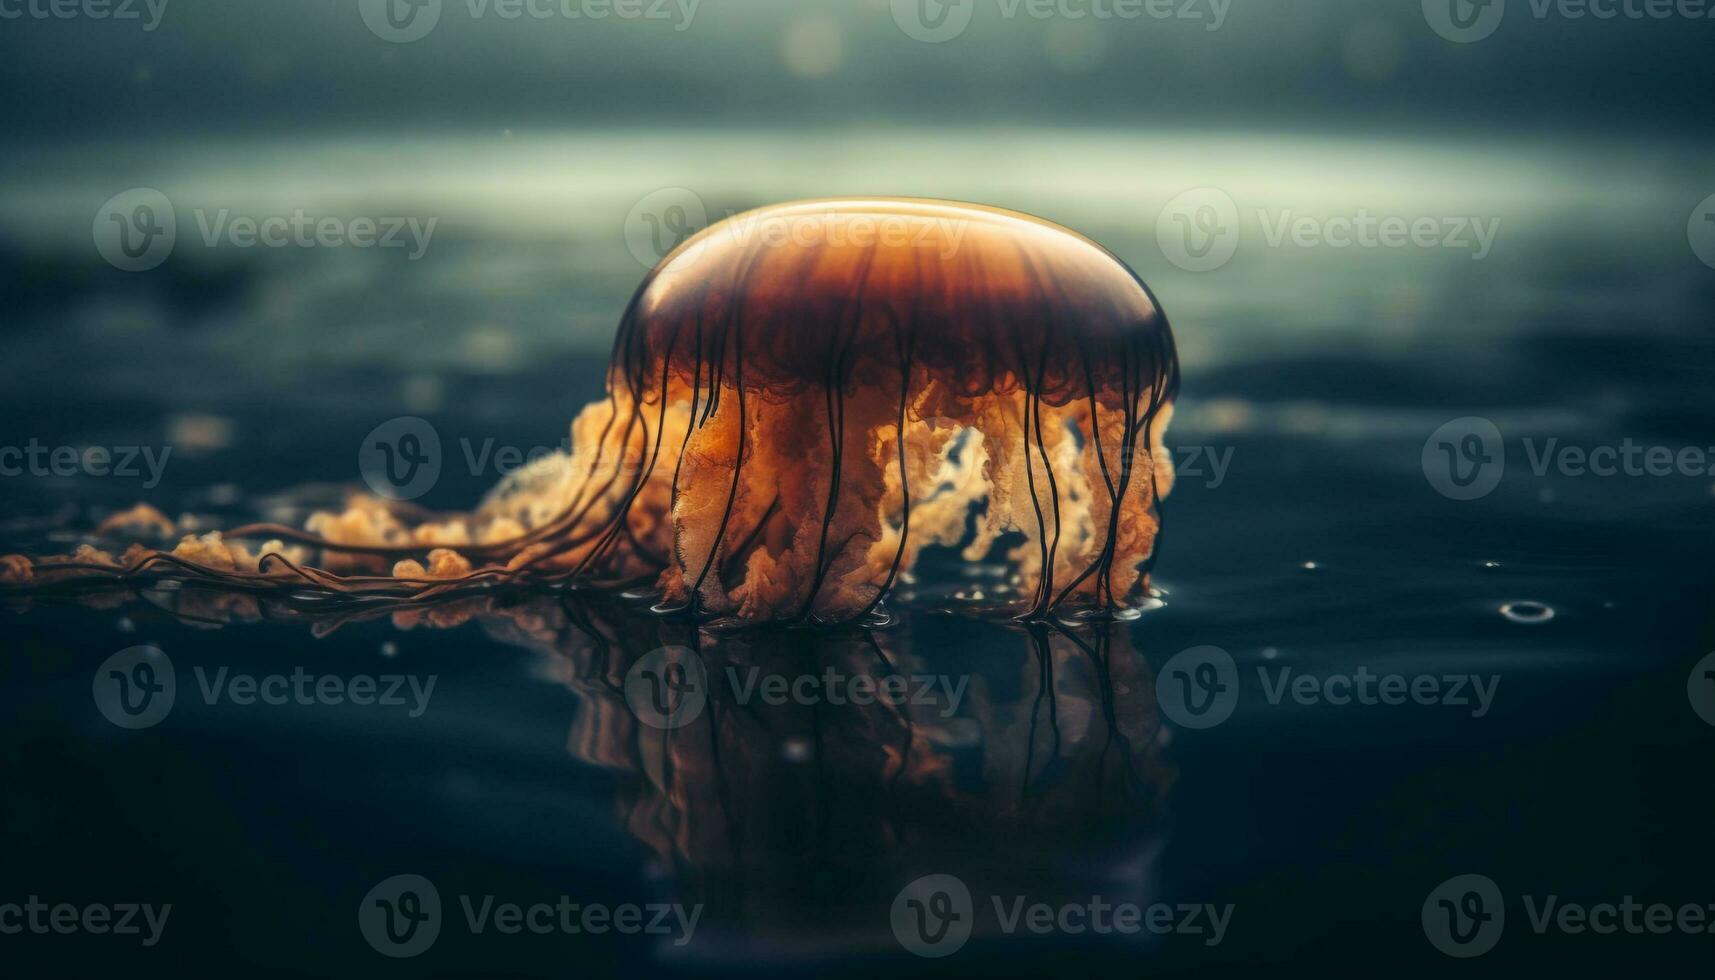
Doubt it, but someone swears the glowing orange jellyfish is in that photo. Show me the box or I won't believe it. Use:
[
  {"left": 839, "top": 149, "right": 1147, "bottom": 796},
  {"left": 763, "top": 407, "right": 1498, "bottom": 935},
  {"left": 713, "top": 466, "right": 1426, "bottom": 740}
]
[{"left": 2, "top": 199, "right": 1179, "bottom": 625}]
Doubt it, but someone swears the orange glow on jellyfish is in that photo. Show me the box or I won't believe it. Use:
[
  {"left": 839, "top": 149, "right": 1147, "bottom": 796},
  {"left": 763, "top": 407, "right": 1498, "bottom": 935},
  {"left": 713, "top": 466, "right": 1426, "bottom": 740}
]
[{"left": 3, "top": 199, "right": 1179, "bottom": 625}]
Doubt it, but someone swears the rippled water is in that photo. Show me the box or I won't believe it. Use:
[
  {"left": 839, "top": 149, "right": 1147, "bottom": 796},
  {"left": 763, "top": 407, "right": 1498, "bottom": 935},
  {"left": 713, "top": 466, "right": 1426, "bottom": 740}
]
[{"left": 2, "top": 130, "right": 1713, "bottom": 975}]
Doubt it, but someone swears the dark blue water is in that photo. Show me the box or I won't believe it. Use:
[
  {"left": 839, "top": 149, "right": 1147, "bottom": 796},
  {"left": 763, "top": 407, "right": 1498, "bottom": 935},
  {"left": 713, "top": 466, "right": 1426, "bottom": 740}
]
[{"left": 2, "top": 132, "right": 1714, "bottom": 976}]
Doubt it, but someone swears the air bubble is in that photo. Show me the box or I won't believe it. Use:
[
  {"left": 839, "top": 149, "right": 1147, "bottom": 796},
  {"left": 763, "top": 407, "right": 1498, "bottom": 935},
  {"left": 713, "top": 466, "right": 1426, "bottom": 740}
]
[{"left": 1499, "top": 601, "right": 1555, "bottom": 624}]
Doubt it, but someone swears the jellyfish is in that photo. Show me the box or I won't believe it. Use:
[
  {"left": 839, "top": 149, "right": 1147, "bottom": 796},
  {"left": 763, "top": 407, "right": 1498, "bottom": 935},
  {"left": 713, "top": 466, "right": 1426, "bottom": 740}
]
[{"left": 3, "top": 199, "right": 1179, "bottom": 625}]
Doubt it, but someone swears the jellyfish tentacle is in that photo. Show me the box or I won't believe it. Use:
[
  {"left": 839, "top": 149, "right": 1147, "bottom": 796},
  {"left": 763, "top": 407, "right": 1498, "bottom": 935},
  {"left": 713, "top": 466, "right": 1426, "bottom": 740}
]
[{"left": 5, "top": 199, "right": 1181, "bottom": 626}]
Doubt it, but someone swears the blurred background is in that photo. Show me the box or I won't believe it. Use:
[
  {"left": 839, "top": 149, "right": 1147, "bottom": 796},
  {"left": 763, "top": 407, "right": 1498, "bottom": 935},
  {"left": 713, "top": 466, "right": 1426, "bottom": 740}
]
[
  {"left": 3, "top": 1, "right": 1714, "bottom": 976},
  {"left": 2, "top": 0, "right": 1712, "bottom": 515}
]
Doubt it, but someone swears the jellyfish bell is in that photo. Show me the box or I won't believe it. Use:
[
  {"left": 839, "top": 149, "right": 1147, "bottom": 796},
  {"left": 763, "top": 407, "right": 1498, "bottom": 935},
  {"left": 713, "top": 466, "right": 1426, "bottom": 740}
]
[
  {"left": 511, "top": 198, "right": 1179, "bottom": 622},
  {"left": 3, "top": 198, "right": 1179, "bottom": 626}
]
